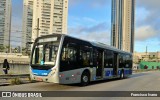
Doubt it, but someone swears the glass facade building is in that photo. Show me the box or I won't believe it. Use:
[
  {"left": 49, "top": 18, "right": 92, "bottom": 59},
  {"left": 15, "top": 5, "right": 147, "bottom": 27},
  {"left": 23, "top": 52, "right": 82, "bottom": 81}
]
[{"left": 111, "top": 0, "right": 135, "bottom": 53}]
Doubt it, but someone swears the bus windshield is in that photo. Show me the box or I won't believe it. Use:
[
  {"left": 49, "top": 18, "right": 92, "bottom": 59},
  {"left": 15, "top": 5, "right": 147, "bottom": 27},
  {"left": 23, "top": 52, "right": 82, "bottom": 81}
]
[{"left": 31, "top": 41, "right": 60, "bottom": 69}]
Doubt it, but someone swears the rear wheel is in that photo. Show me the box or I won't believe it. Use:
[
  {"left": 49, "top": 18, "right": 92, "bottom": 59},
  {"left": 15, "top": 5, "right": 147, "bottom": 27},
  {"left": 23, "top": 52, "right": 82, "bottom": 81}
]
[{"left": 81, "top": 71, "right": 90, "bottom": 86}]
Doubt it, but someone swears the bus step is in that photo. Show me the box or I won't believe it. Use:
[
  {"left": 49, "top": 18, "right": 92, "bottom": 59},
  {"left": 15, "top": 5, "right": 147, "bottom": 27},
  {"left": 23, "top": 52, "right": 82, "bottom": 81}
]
[{"left": 96, "top": 76, "right": 102, "bottom": 79}]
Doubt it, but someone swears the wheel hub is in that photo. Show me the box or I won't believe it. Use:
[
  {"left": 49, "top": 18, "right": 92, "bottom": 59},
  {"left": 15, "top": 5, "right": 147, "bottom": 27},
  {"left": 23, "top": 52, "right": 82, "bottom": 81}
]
[{"left": 83, "top": 75, "right": 88, "bottom": 82}]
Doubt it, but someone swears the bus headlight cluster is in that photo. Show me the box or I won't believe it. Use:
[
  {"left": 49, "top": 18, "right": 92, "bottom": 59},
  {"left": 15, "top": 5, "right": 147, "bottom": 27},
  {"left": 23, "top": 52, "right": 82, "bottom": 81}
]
[{"left": 42, "top": 73, "right": 47, "bottom": 75}]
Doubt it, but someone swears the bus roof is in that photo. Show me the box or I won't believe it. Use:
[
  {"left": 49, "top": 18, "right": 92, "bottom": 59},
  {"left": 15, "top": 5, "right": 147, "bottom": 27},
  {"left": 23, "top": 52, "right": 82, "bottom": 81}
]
[
  {"left": 90, "top": 42, "right": 132, "bottom": 55},
  {"left": 36, "top": 33, "right": 132, "bottom": 55}
]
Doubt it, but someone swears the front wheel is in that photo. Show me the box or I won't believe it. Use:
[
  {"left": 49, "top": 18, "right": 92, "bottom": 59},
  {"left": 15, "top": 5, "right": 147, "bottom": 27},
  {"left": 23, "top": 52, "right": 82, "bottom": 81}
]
[{"left": 81, "top": 72, "right": 90, "bottom": 86}]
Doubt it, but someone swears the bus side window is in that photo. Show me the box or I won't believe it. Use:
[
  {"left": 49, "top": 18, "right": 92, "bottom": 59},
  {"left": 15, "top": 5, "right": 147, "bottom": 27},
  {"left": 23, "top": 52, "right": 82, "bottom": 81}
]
[
  {"left": 35, "top": 47, "right": 39, "bottom": 64},
  {"left": 125, "top": 55, "right": 132, "bottom": 68},
  {"left": 93, "top": 49, "right": 97, "bottom": 67},
  {"left": 67, "top": 47, "right": 77, "bottom": 62},
  {"left": 61, "top": 43, "right": 77, "bottom": 62},
  {"left": 61, "top": 47, "right": 68, "bottom": 61},
  {"left": 80, "top": 46, "right": 93, "bottom": 67},
  {"left": 119, "top": 54, "right": 125, "bottom": 68},
  {"left": 105, "top": 50, "right": 114, "bottom": 68}
]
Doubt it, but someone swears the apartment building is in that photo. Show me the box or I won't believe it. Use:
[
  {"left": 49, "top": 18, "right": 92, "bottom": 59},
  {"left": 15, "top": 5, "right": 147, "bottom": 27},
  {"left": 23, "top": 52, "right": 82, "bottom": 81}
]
[
  {"left": 22, "top": 0, "right": 33, "bottom": 49},
  {"left": 0, "top": 0, "right": 12, "bottom": 52},
  {"left": 22, "top": 0, "right": 68, "bottom": 49}
]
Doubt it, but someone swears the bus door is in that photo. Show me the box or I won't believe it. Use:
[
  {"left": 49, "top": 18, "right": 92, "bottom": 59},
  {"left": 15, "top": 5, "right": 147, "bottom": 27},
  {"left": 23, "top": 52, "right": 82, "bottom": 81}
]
[
  {"left": 96, "top": 49, "right": 104, "bottom": 78},
  {"left": 113, "top": 53, "right": 118, "bottom": 76}
]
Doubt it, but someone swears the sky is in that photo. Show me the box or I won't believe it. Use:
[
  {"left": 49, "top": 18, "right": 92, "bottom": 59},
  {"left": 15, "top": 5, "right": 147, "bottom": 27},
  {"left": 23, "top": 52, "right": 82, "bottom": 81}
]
[{"left": 11, "top": 0, "right": 160, "bottom": 52}]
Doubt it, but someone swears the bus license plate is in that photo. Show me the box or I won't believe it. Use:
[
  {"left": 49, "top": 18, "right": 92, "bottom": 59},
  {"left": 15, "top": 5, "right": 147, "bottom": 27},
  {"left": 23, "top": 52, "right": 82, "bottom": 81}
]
[{"left": 36, "top": 77, "right": 43, "bottom": 81}]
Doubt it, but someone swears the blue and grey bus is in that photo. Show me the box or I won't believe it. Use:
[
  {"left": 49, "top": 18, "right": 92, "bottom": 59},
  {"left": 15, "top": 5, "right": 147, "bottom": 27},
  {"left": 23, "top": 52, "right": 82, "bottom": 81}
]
[{"left": 30, "top": 33, "right": 132, "bottom": 86}]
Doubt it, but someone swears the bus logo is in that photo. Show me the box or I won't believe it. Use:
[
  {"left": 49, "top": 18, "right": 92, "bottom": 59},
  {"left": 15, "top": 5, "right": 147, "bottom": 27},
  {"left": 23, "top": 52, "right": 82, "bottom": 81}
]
[{"left": 2, "top": 92, "right": 11, "bottom": 97}]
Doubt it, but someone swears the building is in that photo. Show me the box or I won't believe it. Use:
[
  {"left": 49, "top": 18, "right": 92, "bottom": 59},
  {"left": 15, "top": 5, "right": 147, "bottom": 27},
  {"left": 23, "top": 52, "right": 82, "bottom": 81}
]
[
  {"left": 133, "top": 51, "right": 160, "bottom": 70},
  {"left": 32, "top": 0, "right": 68, "bottom": 42},
  {"left": 0, "top": 0, "right": 12, "bottom": 52},
  {"left": 111, "top": 0, "right": 135, "bottom": 53},
  {"left": 133, "top": 52, "right": 160, "bottom": 63},
  {"left": 22, "top": 0, "right": 33, "bottom": 50},
  {"left": 22, "top": 0, "right": 68, "bottom": 50}
]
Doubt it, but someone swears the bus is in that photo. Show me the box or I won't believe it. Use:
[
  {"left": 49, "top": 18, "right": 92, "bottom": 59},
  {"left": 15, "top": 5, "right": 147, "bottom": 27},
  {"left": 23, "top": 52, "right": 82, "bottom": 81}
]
[{"left": 30, "top": 33, "right": 132, "bottom": 86}]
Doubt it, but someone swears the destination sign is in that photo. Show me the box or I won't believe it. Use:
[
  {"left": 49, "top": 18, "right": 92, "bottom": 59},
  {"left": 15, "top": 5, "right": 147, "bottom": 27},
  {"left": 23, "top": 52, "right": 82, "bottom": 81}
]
[{"left": 38, "top": 37, "right": 58, "bottom": 43}]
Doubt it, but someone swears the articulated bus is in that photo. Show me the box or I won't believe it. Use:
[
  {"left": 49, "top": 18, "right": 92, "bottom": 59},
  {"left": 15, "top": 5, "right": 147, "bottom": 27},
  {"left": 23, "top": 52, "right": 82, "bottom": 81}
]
[{"left": 30, "top": 34, "right": 132, "bottom": 86}]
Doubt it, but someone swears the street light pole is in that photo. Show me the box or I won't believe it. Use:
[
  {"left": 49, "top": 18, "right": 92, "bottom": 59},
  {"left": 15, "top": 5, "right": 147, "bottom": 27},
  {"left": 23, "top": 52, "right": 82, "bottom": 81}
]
[
  {"left": 36, "top": 18, "right": 40, "bottom": 38},
  {"left": 9, "top": 29, "right": 11, "bottom": 53}
]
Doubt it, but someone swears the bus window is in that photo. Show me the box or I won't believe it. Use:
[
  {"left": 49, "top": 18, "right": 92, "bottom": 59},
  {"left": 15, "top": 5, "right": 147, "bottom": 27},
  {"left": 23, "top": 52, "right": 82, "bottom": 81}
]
[
  {"left": 60, "top": 43, "right": 78, "bottom": 72},
  {"left": 61, "top": 43, "right": 77, "bottom": 62},
  {"left": 68, "top": 47, "right": 77, "bottom": 62},
  {"left": 93, "top": 49, "right": 97, "bottom": 67},
  {"left": 32, "top": 43, "right": 58, "bottom": 66},
  {"left": 32, "top": 45, "right": 43, "bottom": 64},
  {"left": 80, "top": 46, "right": 93, "bottom": 67},
  {"left": 61, "top": 47, "right": 68, "bottom": 61},
  {"left": 125, "top": 55, "right": 132, "bottom": 68},
  {"left": 104, "top": 50, "right": 114, "bottom": 68},
  {"left": 44, "top": 44, "right": 58, "bottom": 65},
  {"left": 119, "top": 54, "right": 125, "bottom": 68}
]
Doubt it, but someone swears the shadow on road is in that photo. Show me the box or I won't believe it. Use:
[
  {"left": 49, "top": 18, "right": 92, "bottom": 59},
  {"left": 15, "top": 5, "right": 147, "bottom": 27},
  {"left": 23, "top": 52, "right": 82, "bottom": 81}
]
[
  {"left": 65, "top": 78, "right": 125, "bottom": 87},
  {"left": 20, "top": 73, "right": 149, "bottom": 91},
  {"left": 65, "top": 73, "right": 149, "bottom": 87},
  {"left": 130, "top": 73, "right": 149, "bottom": 78}
]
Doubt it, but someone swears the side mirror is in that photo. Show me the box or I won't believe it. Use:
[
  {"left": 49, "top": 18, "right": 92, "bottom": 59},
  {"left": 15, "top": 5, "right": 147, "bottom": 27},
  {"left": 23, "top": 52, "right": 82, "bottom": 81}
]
[{"left": 27, "top": 42, "right": 34, "bottom": 44}]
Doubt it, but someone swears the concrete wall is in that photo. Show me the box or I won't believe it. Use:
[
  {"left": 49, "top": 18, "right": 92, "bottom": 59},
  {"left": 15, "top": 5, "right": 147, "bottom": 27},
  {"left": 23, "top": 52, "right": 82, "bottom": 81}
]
[
  {"left": 0, "top": 63, "right": 30, "bottom": 75},
  {"left": 0, "top": 53, "right": 30, "bottom": 63}
]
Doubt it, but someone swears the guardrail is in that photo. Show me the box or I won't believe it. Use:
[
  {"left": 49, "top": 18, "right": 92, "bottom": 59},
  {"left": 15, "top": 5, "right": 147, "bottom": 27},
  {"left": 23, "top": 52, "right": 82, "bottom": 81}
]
[
  {"left": 0, "top": 62, "right": 29, "bottom": 64},
  {"left": 133, "top": 69, "right": 159, "bottom": 73},
  {"left": 0, "top": 74, "right": 31, "bottom": 85},
  {"left": 0, "top": 74, "right": 30, "bottom": 79}
]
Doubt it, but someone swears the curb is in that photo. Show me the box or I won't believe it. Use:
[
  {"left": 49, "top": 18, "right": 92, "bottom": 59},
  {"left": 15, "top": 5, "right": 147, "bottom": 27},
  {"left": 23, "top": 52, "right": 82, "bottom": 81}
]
[{"left": 0, "top": 83, "right": 10, "bottom": 86}]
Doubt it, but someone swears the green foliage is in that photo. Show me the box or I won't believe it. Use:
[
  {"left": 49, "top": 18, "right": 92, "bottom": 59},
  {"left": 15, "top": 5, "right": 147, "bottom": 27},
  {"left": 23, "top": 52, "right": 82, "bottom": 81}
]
[
  {"left": 0, "top": 45, "right": 5, "bottom": 52},
  {"left": 10, "top": 77, "right": 22, "bottom": 85}
]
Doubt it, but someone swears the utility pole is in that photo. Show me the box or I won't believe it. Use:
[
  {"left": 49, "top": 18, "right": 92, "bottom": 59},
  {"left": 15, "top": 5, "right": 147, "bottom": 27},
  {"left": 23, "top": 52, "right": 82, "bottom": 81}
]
[
  {"left": 7, "top": 27, "right": 11, "bottom": 53},
  {"left": 36, "top": 18, "right": 40, "bottom": 38},
  {"left": 9, "top": 30, "right": 11, "bottom": 53},
  {"left": 146, "top": 46, "right": 148, "bottom": 60}
]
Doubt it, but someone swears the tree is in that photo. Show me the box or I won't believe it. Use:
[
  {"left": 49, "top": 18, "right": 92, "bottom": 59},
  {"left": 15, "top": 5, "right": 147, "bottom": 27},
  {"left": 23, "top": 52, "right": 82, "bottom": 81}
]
[
  {"left": 14, "top": 47, "right": 18, "bottom": 53},
  {"left": 5, "top": 46, "right": 10, "bottom": 53},
  {"left": 0, "top": 45, "right": 5, "bottom": 52}
]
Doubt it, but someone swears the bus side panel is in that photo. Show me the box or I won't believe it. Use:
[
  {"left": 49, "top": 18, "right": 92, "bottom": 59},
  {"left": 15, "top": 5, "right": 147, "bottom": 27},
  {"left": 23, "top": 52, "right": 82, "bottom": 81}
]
[
  {"left": 103, "top": 68, "right": 114, "bottom": 79},
  {"left": 124, "top": 68, "right": 132, "bottom": 76},
  {"left": 90, "top": 67, "right": 97, "bottom": 81},
  {"left": 59, "top": 67, "right": 98, "bottom": 84},
  {"left": 59, "top": 68, "right": 87, "bottom": 84}
]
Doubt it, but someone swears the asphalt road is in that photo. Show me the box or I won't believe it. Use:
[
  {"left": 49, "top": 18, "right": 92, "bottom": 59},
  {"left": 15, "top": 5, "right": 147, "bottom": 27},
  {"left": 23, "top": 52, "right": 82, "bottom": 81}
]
[{"left": 0, "top": 71, "right": 160, "bottom": 100}]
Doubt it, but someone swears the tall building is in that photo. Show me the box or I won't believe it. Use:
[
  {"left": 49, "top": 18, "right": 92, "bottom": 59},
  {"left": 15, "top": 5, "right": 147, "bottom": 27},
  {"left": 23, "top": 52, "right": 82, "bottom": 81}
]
[
  {"left": 32, "top": 0, "right": 68, "bottom": 42},
  {"left": 22, "top": 0, "right": 33, "bottom": 50},
  {"left": 0, "top": 0, "right": 12, "bottom": 52},
  {"left": 111, "top": 0, "right": 135, "bottom": 53},
  {"left": 22, "top": 0, "right": 68, "bottom": 49}
]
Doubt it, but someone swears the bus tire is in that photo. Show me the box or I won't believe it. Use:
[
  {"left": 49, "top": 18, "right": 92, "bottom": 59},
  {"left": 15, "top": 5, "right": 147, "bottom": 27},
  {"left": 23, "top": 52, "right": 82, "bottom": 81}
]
[
  {"left": 81, "top": 71, "right": 90, "bottom": 86},
  {"left": 120, "top": 70, "right": 125, "bottom": 79}
]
